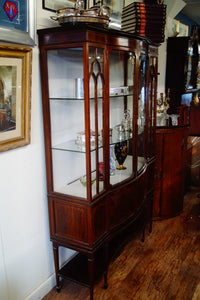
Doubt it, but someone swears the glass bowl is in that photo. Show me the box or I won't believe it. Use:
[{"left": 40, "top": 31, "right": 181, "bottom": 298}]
[{"left": 79, "top": 173, "right": 96, "bottom": 186}]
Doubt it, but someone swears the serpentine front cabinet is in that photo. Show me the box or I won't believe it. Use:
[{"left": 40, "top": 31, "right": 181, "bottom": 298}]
[{"left": 38, "top": 25, "right": 158, "bottom": 300}]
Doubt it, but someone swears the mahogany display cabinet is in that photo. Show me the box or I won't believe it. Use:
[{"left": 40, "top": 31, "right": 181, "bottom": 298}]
[{"left": 37, "top": 24, "right": 159, "bottom": 300}]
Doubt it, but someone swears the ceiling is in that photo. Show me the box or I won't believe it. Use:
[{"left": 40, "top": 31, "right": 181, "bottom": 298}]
[{"left": 181, "top": 0, "right": 200, "bottom": 25}]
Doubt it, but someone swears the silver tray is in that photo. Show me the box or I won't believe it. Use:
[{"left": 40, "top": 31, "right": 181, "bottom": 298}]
[
  {"left": 53, "top": 15, "right": 109, "bottom": 26},
  {"left": 51, "top": 5, "right": 110, "bottom": 26}
]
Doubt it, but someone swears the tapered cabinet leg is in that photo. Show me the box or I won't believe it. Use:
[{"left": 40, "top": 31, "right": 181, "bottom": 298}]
[
  {"left": 149, "top": 195, "right": 153, "bottom": 233},
  {"left": 103, "top": 243, "right": 108, "bottom": 289},
  {"left": 88, "top": 254, "right": 94, "bottom": 300},
  {"left": 53, "top": 243, "right": 61, "bottom": 292},
  {"left": 141, "top": 225, "right": 145, "bottom": 242},
  {"left": 149, "top": 220, "right": 153, "bottom": 233}
]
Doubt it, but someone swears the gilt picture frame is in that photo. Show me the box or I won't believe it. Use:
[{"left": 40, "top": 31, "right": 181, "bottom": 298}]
[
  {"left": 0, "top": 44, "right": 32, "bottom": 152},
  {"left": 171, "top": 19, "right": 189, "bottom": 37},
  {"left": 0, "top": 0, "right": 36, "bottom": 46}
]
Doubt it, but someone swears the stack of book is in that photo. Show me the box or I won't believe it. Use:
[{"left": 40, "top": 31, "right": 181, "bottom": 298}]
[{"left": 121, "top": 2, "right": 166, "bottom": 43}]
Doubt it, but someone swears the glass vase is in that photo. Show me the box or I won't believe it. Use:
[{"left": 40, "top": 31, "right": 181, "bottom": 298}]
[{"left": 110, "top": 145, "right": 116, "bottom": 175}]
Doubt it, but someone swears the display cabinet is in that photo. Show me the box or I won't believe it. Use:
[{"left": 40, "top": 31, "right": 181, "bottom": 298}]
[
  {"left": 38, "top": 25, "right": 158, "bottom": 300},
  {"left": 165, "top": 35, "right": 199, "bottom": 113}
]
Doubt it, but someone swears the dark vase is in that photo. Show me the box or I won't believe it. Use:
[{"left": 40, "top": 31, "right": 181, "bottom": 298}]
[{"left": 114, "top": 141, "right": 128, "bottom": 170}]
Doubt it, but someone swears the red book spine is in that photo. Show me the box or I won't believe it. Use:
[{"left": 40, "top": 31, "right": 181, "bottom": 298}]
[{"left": 140, "top": 2, "right": 146, "bottom": 36}]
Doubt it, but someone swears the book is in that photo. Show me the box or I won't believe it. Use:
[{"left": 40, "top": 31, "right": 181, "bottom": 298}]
[
  {"left": 121, "top": 17, "right": 166, "bottom": 26},
  {"left": 123, "top": 6, "right": 166, "bottom": 15},
  {"left": 122, "top": 7, "right": 166, "bottom": 19},
  {"left": 121, "top": 2, "right": 166, "bottom": 43},
  {"left": 123, "top": 2, "right": 166, "bottom": 12},
  {"left": 122, "top": 13, "right": 166, "bottom": 22}
]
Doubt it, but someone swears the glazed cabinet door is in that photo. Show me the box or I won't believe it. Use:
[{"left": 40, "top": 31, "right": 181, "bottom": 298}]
[
  {"left": 45, "top": 45, "right": 106, "bottom": 201},
  {"left": 108, "top": 49, "right": 136, "bottom": 184},
  {"left": 137, "top": 51, "right": 147, "bottom": 171},
  {"left": 147, "top": 54, "right": 158, "bottom": 159},
  {"left": 88, "top": 46, "right": 106, "bottom": 198}
]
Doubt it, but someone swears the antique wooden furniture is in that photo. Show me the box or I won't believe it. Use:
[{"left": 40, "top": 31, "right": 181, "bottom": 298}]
[
  {"left": 165, "top": 35, "right": 199, "bottom": 113},
  {"left": 153, "top": 126, "right": 189, "bottom": 219},
  {"left": 38, "top": 24, "right": 158, "bottom": 300},
  {"left": 189, "top": 103, "right": 200, "bottom": 136}
]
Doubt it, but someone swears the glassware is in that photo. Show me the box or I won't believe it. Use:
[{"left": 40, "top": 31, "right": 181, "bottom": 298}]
[
  {"left": 110, "top": 145, "right": 116, "bottom": 175},
  {"left": 122, "top": 109, "right": 131, "bottom": 138},
  {"left": 98, "top": 162, "right": 104, "bottom": 181},
  {"left": 80, "top": 173, "right": 96, "bottom": 186},
  {"left": 170, "top": 114, "right": 179, "bottom": 126},
  {"left": 115, "top": 124, "right": 125, "bottom": 141}
]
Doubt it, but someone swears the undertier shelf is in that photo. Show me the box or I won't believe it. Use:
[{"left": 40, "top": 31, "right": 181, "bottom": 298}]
[{"left": 58, "top": 251, "right": 105, "bottom": 287}]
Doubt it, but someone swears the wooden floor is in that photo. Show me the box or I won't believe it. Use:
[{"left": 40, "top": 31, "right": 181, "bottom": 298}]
[{"left": 43, "top": 187, "right": 200, "bottom": 300}]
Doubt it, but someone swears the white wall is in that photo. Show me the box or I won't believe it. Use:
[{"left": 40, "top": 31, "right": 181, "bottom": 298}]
[
  {"left": 0, "top": 1, "right": 186, "bottom": 299},
  {"left": 0, "top": 2, "right": 74, "bottom": 300},
  {"left": 0, "top": 47, "right": 55, "bottom": 300}
]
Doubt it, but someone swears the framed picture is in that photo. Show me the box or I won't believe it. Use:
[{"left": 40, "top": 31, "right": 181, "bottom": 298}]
[
  {"left": 0, "top": 44, "right": 32, "bottom": 152},
  {"left": 179, "top": 21, "right": 189, "bottom": 37},
  {"left": 43, "top": 0, "right": 76, "bottom": 11},
  {"left": 0, "top": 0, "right": 36, "bottom": 46},
  {"left": 171, "top": 19, "right": 189, "bottom": 37},
  {"left": 171, "top": 18, "right": 179, "bottom": 37}
]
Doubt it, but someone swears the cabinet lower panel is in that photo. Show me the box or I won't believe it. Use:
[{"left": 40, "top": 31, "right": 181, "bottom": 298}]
[
  {"left": 153, "top": 126, "right": 188, "bottom": 219},
  {"left": 49, "top": 164, "right": 153, "bottom": 250},
  {"left": 56, "top": 189, "right": 153, "bottom": 289}
]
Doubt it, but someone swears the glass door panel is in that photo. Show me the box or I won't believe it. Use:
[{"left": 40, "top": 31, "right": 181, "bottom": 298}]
[
  {"left": 197, "top": 43, "right": 200, "bottom": 89},
  {"left": 109, "top": 50, "right": 134, "bottom": 185},
  {"left": 138, "top": 52, "right": 146, "bottom": 172},
  {"left": 47, "top": 48, "right": 86, "bottom": 198},
  {"left": 186, "top": 41, "right": 193, "bottom": 89},
  {"left": 148, "top": 56, "right": 157, "bottom": 158},
  {"left": 89, "top": 47, "right": 105, "bottom": 198}
]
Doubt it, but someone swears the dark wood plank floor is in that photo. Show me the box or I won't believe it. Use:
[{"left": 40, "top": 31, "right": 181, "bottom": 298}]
[{"left": 43, "top": 187, "right": 200, "bottom": 300}]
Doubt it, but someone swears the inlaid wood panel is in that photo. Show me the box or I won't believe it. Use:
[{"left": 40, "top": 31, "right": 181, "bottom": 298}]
[{"left": 53, "top": 200, "right": 89, "bottom": 243}]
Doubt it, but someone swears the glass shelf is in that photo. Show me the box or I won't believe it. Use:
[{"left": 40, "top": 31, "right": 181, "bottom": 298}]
[
  {"left": 52, "top": 136, "right": 133, "bottom": 153},
  {"left": 49, "top": 92, "right": 134, "bottom": 102},
  {"left": 52, "top": 140, "right": 98, "bottom": 153},
  {"left": 55, "top": 156, "right": 145, "bottom": 198}
]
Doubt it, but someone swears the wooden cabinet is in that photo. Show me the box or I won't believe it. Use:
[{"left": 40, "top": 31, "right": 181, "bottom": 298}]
[
  {"left": 38, "top": 24, "right": 158, "bottom": 300},
  {"left": 153, "top": 126, "right": 189, "bottom": 219},
  {"left": 189, "top": 104, "right": 200, "bottom": 136},
  {"left": 166, "top": 36, "right": 199, "bottom": 113}
]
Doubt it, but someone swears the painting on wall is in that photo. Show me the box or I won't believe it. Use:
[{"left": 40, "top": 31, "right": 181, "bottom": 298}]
[
  {"left": 0, "top": 0, "right": 36, "bottom": 45},
  {"left": 178, "top": 21, "right": 189, "bottom": 37},
  {"left": 171, "top": 19, "right": 189, "bottom": 37},
  {"left": 0, "top": 44, "right": 32, "bottom": 152}
]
